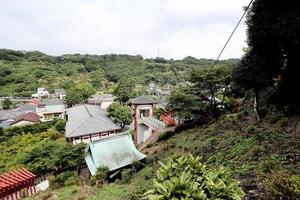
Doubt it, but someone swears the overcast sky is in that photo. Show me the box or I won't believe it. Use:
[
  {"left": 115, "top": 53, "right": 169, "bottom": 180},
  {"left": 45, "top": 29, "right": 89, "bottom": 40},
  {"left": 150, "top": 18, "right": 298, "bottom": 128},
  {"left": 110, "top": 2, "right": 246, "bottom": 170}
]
[{"left": 0, "top": 0, "right": 249, "bottom": 59}]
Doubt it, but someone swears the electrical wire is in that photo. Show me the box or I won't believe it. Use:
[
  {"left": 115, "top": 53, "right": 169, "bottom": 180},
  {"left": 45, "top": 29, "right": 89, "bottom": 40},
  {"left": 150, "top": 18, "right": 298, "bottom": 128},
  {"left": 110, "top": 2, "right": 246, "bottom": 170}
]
[{"left": 212, "top": 0, "right": 254, "bottom": 68}]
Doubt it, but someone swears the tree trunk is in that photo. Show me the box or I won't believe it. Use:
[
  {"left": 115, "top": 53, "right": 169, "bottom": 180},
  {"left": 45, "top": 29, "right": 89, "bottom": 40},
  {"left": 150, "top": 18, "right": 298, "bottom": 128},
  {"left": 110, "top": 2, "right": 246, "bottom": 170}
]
[{"left": 253, "top": 90, "right": 260, "bottom": 122}]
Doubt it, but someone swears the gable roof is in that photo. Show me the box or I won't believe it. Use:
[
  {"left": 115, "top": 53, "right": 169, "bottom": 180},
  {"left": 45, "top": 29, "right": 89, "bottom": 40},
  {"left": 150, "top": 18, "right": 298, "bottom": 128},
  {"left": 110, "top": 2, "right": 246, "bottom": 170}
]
[
  {"left": 85, "top": 133, "right": 146, "bottom": 175},
  {"left": 65, "top": 104, "right": 121, "bottom": 138},
  {"left": 12, "top": 112, "right": 40, "bottom": 124},
  {"left": 129, "top": 95, "right": 157, "bottom": 105}
]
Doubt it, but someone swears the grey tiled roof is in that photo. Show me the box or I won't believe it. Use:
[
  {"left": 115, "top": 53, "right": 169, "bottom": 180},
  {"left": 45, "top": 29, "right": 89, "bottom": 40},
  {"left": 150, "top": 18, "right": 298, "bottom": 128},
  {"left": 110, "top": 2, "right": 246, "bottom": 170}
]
[
  {"left": 15, "top": 104, "right": 36, "bottom": 112},
  {"left": 129, "top": 95, "right": 157, "bottom": 105},
  {"left": 65, "top": 104, "right": 121, "bottom": 138},
  {"left": 0, "top": 110, "right": 19, "bottom": 121}
]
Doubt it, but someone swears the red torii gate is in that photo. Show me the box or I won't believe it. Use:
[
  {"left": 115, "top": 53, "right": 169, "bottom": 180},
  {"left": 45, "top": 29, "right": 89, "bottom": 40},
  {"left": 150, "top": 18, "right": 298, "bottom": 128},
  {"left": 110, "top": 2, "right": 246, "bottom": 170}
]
[{"left": 0, "top": 168, "right": 36, "bottom": 200}]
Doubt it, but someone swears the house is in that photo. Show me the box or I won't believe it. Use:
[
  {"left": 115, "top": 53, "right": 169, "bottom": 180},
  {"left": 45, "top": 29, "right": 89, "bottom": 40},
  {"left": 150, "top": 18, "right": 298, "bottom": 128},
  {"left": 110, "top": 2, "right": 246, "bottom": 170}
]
[
  {"left": 31, "top": 87, "right": 49, "bottom": 99},
  {"left": 36, "top": 100, "right": 65, "bottom": 122},
  {"left": 11, "top": 112, "right": 40, "bottom": 127},
  {"left": 0, "top": 103, "right": 37, "bottom": 128},
  {"left": 85, "top": 132, "right": 146, "bottom": 176},
  {"left": 0, "top": 103, "right": 36, "bottom": 122},
  {"left": 87, "top": 94, "right": 115, "bottom": 110},
  {"left": 54, "top": 89, "right": 66, "bottom": 100},
  {"left": 65, "top": 104, "right": 121, "bottom": 144}
]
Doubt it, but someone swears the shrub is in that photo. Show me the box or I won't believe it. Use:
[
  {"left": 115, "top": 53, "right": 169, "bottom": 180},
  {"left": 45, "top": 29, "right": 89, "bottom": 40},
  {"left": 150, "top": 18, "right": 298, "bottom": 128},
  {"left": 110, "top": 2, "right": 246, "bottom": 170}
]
[
  {"left": 54, "top": 119, "right": 66, "bottom": 132},
  {"left": 50, "top": 171, "right": 81, "bottom": 189},
  {"left": 264, "top": 171, "right": 300, "bottom": 200},
  {"left": 94, "top": 166, "right": 109, "bottom": 185},
  {"left": 157, "top": 131, "right": 174, "bottom": 141},
  {"left": 121, "top": 168, "right": 134, "bottom": 183},
  {"left": 146, "top": 154, "right": 244, "bottom": 200}
]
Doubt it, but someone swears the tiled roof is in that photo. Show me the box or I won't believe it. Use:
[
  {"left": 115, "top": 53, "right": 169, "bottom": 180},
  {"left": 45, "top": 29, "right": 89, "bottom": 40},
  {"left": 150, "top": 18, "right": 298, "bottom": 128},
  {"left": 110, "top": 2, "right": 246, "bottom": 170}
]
[
  {"left": 65, "top": 104, "right": 121, "bottom": 138},
  {"left": 129, "top": 95, "right": 157, "bottom": 105},
  {"left": 12, "top": 112, "right": 40, "bottom": 124}
]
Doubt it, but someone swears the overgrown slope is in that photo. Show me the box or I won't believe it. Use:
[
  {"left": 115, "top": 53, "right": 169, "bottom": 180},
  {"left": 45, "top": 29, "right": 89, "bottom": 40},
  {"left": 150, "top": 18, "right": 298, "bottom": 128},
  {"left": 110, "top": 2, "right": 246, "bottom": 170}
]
[{"left": 29, "top": 112, "right": 300, "bottom": 200}]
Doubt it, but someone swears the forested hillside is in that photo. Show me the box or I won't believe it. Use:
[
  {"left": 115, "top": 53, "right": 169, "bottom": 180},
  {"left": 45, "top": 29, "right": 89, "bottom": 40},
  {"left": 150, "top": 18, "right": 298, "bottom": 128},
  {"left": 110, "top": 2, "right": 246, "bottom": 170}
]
[{"left": 0, "top": 49, "right": 239, "bottom": 97}]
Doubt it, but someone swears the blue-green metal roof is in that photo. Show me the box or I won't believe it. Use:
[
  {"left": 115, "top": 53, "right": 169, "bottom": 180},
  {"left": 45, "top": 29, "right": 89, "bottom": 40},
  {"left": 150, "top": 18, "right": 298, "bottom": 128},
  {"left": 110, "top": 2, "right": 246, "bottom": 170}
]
[{"left": 85, "top": 133, "right": 146, "bottom": 175}]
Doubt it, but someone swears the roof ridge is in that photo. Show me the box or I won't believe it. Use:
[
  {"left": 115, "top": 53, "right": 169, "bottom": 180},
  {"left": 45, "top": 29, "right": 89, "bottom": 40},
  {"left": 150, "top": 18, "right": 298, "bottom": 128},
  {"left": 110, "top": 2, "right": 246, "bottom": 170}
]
[
  {"left": 84, "top": 104, "right": 93, "bottom": 117},
  {"left": 92, "top": 115, "right": 120, "bottom": 127},
  {"left": 67, "top": 116, "right": 91, "bottom": 137}
]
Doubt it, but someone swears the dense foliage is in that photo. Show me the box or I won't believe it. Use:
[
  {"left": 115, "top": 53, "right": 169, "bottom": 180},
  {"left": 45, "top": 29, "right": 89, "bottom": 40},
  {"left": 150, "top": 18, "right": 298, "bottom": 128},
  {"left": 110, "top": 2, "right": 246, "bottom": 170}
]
[
  {"left": 0, "top": 125, "right": 85, "bottom": 177},
  {"left": 0, "top": 49, "right": 238, "bottom": 98},
  {"left": 168, "top": 64, "right": 234, "bottom": 121},
  {"left": 107, "top": 102, "right": 133, "bottom": 128},
  {"left": 19, "top": 140, "right": 86, "bottom": 176},
  {"left": 264, "top": 171, "right": 300, "bottom": 200},
  {"left": 0, "top": 120, "right": 56, "bottom": 141},
  {"left": 1, "top": 99, "right": 12, "bottom": 109},
  {"left": 233, "top": 0, "right": 300, "bottom": 113},
  {"left": 147, "top": 154, "right": 244, "bottom": 200},
  {"left": 65, "top": 82, "right": 95, "bottom": 106}
]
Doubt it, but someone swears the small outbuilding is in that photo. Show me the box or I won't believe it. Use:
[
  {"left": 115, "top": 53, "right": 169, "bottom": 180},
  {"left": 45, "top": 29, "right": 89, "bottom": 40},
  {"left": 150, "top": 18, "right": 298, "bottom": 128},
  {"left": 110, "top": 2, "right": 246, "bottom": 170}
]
[{"left": 85, "top": 132, "right": 146, "bottom": 176}]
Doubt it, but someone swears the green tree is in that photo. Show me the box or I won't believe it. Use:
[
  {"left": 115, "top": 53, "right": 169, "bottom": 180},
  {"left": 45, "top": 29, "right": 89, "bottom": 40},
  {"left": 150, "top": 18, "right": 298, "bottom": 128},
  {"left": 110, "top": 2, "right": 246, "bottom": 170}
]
[
  {"left": 234, "top": 0, "right": 300, "bottom": 113},
  {"left": 66, "top": 83, "right": 95, "bottom": 106},
  {"left": 1, "top": 99, "right": 12, "bottom": 110},
  {"left": 107, "top": 102, "right": 133, "bottom": 128},
  {"left": 168, "top": 87, "right": 203, "bottom": 122},
  {"left": 114, "top": 78, "right": 135, "bottom": 104},
  {"left": 191, "top": 64, "right": 232, "bottom": 117},
  {"left": 54, "top": 119, "right": 66, "bottom": 132},
  {"left": 89, "top": 69, "right": 105, "bottom": 88},
  {"left": 19, "top": 140, "right": 86, "bottom": 176},
  {"left": 147, "top": 154, "right": 244, "bottom": 200}
]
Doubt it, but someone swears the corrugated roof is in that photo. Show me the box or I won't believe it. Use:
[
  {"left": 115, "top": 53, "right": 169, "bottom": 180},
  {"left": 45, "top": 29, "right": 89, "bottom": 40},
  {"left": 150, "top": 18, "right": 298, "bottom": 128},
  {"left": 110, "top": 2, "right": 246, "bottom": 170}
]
[
  {"left": 65, "top": 104, "right": 121, "bottom": 138},
  {"left": 85, "top": 133, "right": 146, "bottom": 175},
  {"left": 129, "top": 95, "right": 157, "bottom": 105}
]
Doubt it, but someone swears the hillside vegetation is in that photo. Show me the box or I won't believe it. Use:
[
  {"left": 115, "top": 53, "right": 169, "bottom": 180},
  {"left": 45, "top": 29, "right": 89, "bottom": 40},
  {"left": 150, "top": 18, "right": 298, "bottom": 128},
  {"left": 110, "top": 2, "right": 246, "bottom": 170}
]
[
  {"left": 27, "top": 110, "right": 300, "bottom": 200},
  {"left": 0, "top": 49, "right": 238, "bottom": 97}
]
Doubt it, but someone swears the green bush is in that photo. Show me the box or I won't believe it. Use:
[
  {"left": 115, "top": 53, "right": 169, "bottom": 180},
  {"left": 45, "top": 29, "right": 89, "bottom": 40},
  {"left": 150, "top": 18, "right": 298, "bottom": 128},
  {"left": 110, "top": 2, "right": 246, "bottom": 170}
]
[
  {"left": 3, "top": 121, "right": 55, "bottom": 138},
  {"left": 94, "top": 166, "right": 109, "bottom": 185},
  {"left": 264, "top": 171, "right": 300, "bottom": 200},
  {"left": 54, "top": 119, "right": 66, "bottom": 132},
  {"left": 157, "top": 131, "right": 174, "bottom": 142},
  {"left": 50, "top": 171, "right": 81, "bottom": 189},
  {"left": 146, "top": 154, "right": 244, "bottom": 200},
  {"left": 122, "top": 168, "right": 134, "bottom": 183}
]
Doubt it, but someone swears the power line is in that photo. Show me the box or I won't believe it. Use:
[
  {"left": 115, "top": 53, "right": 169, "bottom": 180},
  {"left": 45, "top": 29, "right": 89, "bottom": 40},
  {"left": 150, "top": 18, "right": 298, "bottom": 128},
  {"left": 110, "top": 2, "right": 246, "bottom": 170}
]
[{"left": 212, "top": 0, "right": 254, "bottom": 67}]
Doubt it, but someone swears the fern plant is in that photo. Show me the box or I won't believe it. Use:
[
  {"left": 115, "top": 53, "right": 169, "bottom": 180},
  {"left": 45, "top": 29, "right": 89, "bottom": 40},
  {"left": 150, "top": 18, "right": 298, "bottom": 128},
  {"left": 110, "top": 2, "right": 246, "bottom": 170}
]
[{"left": 146, "top": 154, "right": 244, "bottom": 200}]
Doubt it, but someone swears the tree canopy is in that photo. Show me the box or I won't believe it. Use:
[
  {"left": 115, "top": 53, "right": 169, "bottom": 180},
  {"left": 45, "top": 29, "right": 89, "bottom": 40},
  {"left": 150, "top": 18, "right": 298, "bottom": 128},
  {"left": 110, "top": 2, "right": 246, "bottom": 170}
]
[
  {"left": 233, "top": 0, "right": 300, "bottom": 113},
  {"left": 107, "top": 102, "right": 133, "bottom": 128}
]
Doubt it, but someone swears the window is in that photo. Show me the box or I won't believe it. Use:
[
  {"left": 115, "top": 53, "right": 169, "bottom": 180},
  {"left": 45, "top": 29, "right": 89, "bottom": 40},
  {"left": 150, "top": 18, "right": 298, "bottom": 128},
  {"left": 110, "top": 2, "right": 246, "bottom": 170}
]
[
  {"left": 140, "top": 109, "right": 150, "bottom": 118},
  {"left": 44, "top": 114, "right": 53, "bottom": 120}
]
